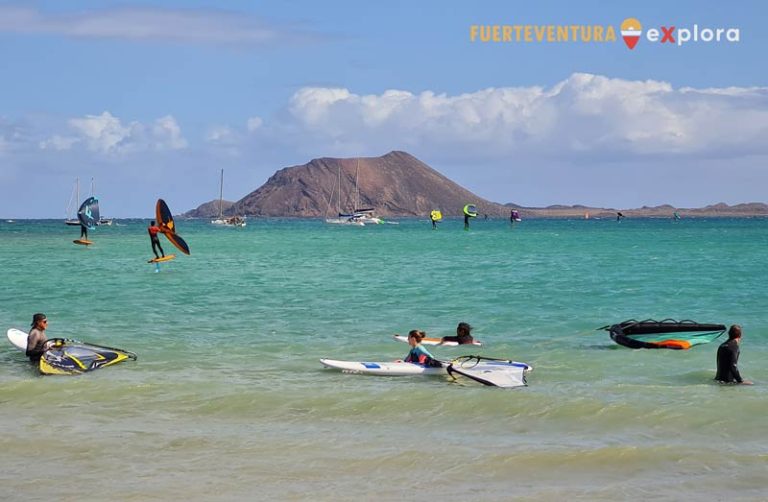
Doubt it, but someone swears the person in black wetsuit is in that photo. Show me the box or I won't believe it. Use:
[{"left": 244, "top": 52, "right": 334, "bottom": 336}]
[
  {"left": 79, "top": 223, "right": 88, "bottom": 240},
  {"left": 147, "top": 220, "right": 165, "bottom": 259},
  {"left": 439, "top": 322, "right": 474, "bottom": 345},
  {"left": 715, "top": 324, "right": 753, "bottom": 385}
]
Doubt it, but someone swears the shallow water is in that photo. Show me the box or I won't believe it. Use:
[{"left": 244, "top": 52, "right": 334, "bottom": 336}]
[{"left": 1, "top": 218, "right": 766, "bottom": 500}]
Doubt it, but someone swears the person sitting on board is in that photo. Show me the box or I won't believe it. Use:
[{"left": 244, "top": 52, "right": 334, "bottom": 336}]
[
  {"left": 715, "top": 325, "right": 753, "bottom": 385},
  {"left": 439, "top": 322, "right": 474, "bottom": 345},
  {"left": 147, "top": 220, "right": 165, "bottom": 259},
  {"left": 26, "top": 313, "right": 51, "bottom": 363},
  {"left": 401, "top": 330, "right": 442, "bottom": 367}
]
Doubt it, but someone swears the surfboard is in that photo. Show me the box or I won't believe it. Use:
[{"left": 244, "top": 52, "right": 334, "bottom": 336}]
[
  {"left": 320, "top": 358, "right": 448, "bottom": 376},
  {"left": 148, "top": 254, "right": 176, "bottom": 263},
  {"left": 73, "top": 239, "right": 93, "bottom": 246},
  {"left": 7, "top": 328, "right": 28, "bottom": 350},
  {"left": 392, "top": 334, "right": 483, "bottom": 346}
]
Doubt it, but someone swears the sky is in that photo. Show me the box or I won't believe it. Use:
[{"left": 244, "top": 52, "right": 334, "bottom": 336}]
[{"left": 1, "top": 0, "right": 766, "bottom": 218}]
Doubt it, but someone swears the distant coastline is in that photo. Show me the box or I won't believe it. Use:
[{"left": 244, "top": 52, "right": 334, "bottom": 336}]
[{"left": 181, "top": 151, "right": 768, "bottom": 220}]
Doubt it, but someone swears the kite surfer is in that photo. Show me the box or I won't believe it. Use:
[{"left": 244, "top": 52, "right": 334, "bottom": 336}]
[
  {"left": 715, "top": 325, "right": 753, "bottom": 385},
  {"left": 26, "top": 313, "right": 50, "bottom": 363},
  {"left": 439, "top": 322, "right": 475, "bottom": 345},
  {"left": 147, "top": 220, "right": 165, "bottom": 259}
]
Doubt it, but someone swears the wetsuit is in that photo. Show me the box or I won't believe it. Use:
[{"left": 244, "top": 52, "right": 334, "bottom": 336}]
[
  {"left": 441, "top": 334, "right": 474, "bottom": 345},
  {"left": 26, "top": 328, "right": 48, "bottom": 363},
  {"left": 80, "top": 224, "right": 88, "bottom": 240},
  {"left": 148, "top": 225, "right": 165, "bottom": 258},
  {"left": 715, "top": 339, "right": 743, "bottom": 383},
  {"left": 404, "top": 345, "right": 441, "bottom": 367}
]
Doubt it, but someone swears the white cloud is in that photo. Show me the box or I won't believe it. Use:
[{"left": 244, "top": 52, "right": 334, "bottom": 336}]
[
  {"left": 279, "top": 73, "right": 768, "bottom": 160},
  {"left": 205, "top": 125, "right": 239, "bottom": 144},
  {"left": 152, "top": 115, "right": 187, "bottom": 150},
  {"left": 246, "top": 117, "right": 263, "bottom": 132},
  {"left": 0, "top": 6, "right": 314, "bottom": 46},
  {"left": 41, "top": 111, "right": 187, "bottom": 154}
]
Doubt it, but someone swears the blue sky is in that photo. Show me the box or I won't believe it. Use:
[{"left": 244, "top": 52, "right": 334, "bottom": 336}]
[{"left": 1, "top": 0, "right": 766, "bottom": 217}]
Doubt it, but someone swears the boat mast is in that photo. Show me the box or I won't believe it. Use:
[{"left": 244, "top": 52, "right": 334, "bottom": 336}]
[
  {"left": 355, "top": 158, "right": 360, "bottom": 211},
  {"left": 218, "top": 169, "right": 224, "bottom": 219}
]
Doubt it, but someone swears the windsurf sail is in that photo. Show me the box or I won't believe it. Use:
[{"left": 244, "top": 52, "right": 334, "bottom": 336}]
[
  {"left": 447, "top": 355, "right": 530, "bottom": 388},
  {"left": 155, "top": 199, "right": 190, "bottom": 255},
  {"left": 463, "top": 204, "right": 478, "bottom": 217},
  {"left": 77, "top": 197, "right": 100, "bottom": 229},
  {"left": 39, "top": 338, "right": 137, "bottom": 375},
  {"left": 602, "top": 319, "right": 726, "bottom": 350},
  {"left": 156, "top": 199, "right": 176, "bottom": 233}
]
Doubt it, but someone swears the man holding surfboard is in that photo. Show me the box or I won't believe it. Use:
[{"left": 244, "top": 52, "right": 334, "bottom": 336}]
[{"left": 26, "top": 313, "right": 50, "bottom": 363}]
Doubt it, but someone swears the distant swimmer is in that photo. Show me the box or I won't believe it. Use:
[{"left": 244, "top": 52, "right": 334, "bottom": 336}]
[
  {"left": 26, "top": 313, "right": 51, "bottom": 363},
  {"left": 616, "top": 212, "right": 625, "bottom": 221},
  {"left": 147, "top": 220, "right": 165, "bottom": 259},
  {"left": 715, "top": 325, "right": 753, "bottom": 385},
  {"left": 439, "top": 322, "right": 475, "bottom": 345}
]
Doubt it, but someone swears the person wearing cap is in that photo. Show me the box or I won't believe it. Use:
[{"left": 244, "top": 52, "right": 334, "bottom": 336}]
[
  {"left": 26, "top": 313, "right": 51, "bottom": 363},
  {"left": 715, "top": 324, "right": 753, "bottom": 385},
  {"left": 439, "top": 322, "right": 474, "bottom": 345}
]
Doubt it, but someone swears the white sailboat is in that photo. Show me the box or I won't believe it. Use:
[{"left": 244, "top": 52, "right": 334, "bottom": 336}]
[
  {"left": 211, "top": 169, "right": 246, "bottom": 227},
  {"left": 64, "top": 178, "right": 81, "bottom": 226},
  {"left": 325, "top": 159, "right": 386, "bottom": 226},
  {"left": 89, "top": 178, "right": 112, "bottom": 225}
]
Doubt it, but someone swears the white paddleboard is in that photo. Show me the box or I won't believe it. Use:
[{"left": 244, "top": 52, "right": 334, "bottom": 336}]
[
  {"left": 320, "top": 358, "right": 447, "bottom": 376},
  {"left": 392, "top": 334, "right": 483, "bottom": 347},
  {"left": 7, "top": 328, "right": 28, "bottom": 351}
]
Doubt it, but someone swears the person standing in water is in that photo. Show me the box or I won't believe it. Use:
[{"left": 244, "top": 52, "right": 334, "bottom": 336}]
[
  {"left": 147, "top": 220, "right": 165, "bottom": 259},
  {"left": 715, "top": 325, "right": 753, "bottom": 385},
  {"left": 26, "top": 313, "right": 51, "bottom": 363}
]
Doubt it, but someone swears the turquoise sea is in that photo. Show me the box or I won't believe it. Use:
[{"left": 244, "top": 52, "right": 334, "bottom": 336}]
[{"left": 1, "top": 217, "right": 767, "bottom": 501}]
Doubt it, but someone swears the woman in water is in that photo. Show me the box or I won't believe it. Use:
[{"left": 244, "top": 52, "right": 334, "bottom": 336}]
[{"left": 402, "top": 330, "right": 442, "bottom": 367}]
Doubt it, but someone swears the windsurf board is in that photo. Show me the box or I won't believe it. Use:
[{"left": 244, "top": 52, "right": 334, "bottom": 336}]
[
  {"left": 7, "top": 328, "right": 28, "bottom": 350},
  {"left": 148, "top": 254, "right": 176, "bottom": 263},
  {"left": 392, "top": 334, "right": 483, "bottom": 346},
  {"left": 320, "top": 358, "right": 447, "bottom": 376}
]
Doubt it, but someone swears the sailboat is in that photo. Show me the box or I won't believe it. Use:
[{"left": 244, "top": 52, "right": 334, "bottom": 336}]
[
  {"left": 211, "top": 169, "right": 246, "bottom": 227},
  {"left": 325, "top": 159, "right": 387, "bottom": 226},
  {"left": 64, "top": 178, "right": 81, "bottom": 226},
  {"left": 89, "top": 178, "right": 112, "bottom": 225}
]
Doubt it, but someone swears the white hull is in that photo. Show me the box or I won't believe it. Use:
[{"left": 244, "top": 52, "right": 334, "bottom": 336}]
[
  {"left": 320, "top": 359, "right": 447, "bottom": 376},
  {"left": 211, "top": 218, "right": 246, "bottom": 227},
  {"left": 325, "top": 218, "right": 364, "bottom": 226}
]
